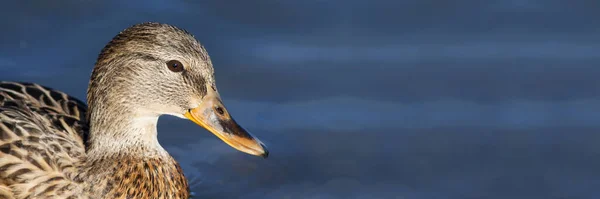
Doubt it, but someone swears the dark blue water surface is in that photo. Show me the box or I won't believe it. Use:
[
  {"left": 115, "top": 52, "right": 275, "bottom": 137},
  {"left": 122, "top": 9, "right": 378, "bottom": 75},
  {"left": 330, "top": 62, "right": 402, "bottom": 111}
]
[{"left": 1, "top": 1, "right": 599, "bottom": 198}]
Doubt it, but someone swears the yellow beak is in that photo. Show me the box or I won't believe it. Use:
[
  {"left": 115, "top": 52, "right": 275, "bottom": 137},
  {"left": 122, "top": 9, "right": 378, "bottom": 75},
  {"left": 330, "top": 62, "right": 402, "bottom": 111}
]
[{"left": 184, "top": 88, "right": 268, "bottom": 158}]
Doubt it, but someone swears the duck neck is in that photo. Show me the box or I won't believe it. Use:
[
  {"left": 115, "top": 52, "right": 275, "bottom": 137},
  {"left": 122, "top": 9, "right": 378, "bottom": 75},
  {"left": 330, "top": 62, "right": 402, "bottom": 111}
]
[{"left": 86, "top": 103, "right": 167, "bottom": 160}]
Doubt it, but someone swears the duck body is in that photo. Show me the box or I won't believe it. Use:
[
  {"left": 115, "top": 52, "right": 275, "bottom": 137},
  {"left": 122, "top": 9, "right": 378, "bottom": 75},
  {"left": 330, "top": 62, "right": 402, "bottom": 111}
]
[
  {"left": 0, "top": 82, "right": 189, "bottom": 198},
  {"left": 0, "top": 22, "right": 268, "bottom": 199}
]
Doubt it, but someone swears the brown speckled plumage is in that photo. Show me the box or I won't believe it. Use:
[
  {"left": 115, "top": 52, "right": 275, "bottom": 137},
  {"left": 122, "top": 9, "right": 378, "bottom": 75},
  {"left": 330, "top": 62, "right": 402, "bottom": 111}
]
[
  {"left": 81, "top": 156, "right": 189, "bottom": 199},
  {"left": 0, "top": 22, "right": 226, "bottom": 199}
]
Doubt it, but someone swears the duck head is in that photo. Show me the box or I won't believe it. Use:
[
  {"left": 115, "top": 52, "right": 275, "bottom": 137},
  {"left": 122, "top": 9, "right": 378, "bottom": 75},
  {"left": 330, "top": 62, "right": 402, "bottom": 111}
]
[{"left": 87, "top": 22, "right": 268, "bottom": 158}]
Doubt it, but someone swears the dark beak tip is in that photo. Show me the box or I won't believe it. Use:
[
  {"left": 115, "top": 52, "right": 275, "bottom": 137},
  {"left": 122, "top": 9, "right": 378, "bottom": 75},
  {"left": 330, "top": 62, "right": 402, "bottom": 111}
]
[{"left": 260, "top": 143, "right": 269, "bottom": 159}]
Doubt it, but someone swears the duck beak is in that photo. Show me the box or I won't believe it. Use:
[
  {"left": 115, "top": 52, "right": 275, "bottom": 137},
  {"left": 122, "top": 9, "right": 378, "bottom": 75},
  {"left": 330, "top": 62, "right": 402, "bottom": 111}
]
[{"left": 184, "top": 88, "right": 268, "bottom": 158}]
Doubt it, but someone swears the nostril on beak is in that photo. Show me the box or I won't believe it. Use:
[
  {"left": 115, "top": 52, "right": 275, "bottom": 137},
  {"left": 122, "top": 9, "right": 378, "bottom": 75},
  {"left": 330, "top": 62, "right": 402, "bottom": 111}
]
[{"left": 215, "top": 106, "right": 224, "bottom": 115}]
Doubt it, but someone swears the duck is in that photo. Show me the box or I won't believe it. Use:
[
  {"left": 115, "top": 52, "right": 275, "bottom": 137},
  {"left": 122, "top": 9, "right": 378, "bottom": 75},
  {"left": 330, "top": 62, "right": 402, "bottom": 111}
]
[{"left": 0, "top": 22, "right": 268, "bottom": 199}]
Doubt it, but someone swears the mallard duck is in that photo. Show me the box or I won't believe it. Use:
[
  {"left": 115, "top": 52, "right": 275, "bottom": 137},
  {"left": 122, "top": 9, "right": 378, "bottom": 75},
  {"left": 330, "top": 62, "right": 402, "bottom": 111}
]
[{"left": 0, "top": 22, "right": 268, "bottom": 199}]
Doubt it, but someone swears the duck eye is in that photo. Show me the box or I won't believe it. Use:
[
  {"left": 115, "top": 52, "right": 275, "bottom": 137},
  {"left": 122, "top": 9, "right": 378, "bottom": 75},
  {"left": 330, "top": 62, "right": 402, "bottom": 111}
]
[{"left": 166, "top": 60, "right": 184, "bottom": 72}]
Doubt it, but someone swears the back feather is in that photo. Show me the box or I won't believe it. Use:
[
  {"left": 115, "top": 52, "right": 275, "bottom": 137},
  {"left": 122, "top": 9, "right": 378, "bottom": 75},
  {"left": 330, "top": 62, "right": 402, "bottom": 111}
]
[{"left": 0, "top": 81, "right": 89, "bottom": 198}]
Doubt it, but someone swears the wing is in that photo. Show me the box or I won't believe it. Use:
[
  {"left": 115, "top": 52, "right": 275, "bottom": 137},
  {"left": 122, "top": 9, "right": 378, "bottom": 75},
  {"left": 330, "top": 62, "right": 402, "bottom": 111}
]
[{"left": 0, "top": 81, "right": 89, "bottom": 198}]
